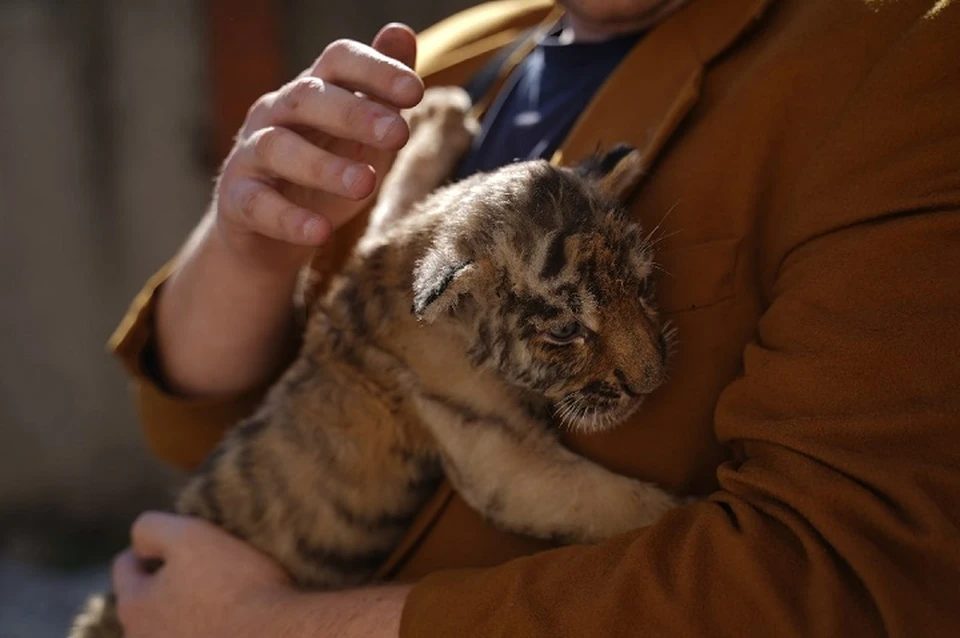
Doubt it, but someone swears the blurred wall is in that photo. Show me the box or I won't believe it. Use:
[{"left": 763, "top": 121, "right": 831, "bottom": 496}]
[
  {"left": 286, "top": 0, "right": 476, "bottom": 71},
  {"left": 0, "top": 0, "right": 206, "bottom": 541},
  {"left": 0, "top": 0, "right": 475, "bottom": 547}
]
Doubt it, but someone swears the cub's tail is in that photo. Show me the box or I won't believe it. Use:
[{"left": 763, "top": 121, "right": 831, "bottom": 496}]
[{"left": 69, "top": 592, "right": 123, "bottom": 638}]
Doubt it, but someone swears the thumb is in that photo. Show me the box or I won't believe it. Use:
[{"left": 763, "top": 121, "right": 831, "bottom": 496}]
[{"left": 371, "top": 22, "right": 418, "bottom": 74}]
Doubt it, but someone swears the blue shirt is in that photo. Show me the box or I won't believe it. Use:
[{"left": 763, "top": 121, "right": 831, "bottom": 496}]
[{"left": 456, "top": 26, "right": 643, "bottom": 179}]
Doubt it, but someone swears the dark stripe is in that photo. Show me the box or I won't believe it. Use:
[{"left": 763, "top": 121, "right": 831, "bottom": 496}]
[
  {"left": 577, "top": 256, "right": 606, "bottom": 304},
  {"left": 518, "top": 323, "right": 540, "bottom": 341},
  {"left": 496, "top": 327, "right": 514, "bottom": 369},
  {"left": 519, "top": 295, "right": 562, "bottom": 321},
  {"left": 540, "top": 232, "right": 567, "bottom": 279},
  {"left": 420, "top": 392, "right": 523, "bottom": 441},
  {"left": 237, "top": 445, "right": 267, "bottom": 524},
  {"left": 332, "top": 500, "right": 416, "bottom": 533},
  {"left": 551, "top": 284, "right": 582, "bottom": 315},
  {"left": 281, "top": 355, "right": 322, "bottom": 395},
  {"left": 261, "top": 449, "right": 298, "bottom": 532},
  {"left": 364, "top": 243, "right": 389, "bottom": 276},
  {"left": 406, "top": 462, "right": 443, "bottom": 495},
  {"left": 197, "top": 477, "right": 225, "bottom": 526},
  {"left": 192, "top": 440, "right": 228, "bottom": 478},
  {"left": 412, "top": 260, "right": 471, "bottom": 316},
  {"left": 294, "top": 536, "right": 391, "bottom": 575},
  {"left": 467, "top": 322, "right": 494, "bottom": 365},
  {"left": 234, "top": 414, "right": 269, "bottom": 441}
]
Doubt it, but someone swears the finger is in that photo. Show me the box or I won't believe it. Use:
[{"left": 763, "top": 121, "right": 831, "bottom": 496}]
[
  {"left": 111, "top": 549, "right": 151, "bottom": 602},
  {"left": 371, "top": 23, "right": 417, "bottom": 71},
  {"left": 312, "top": 39, "right": 423, "bottom": 109},
  {"left": 243, "top": 126, "right": 376, "bottom": 198},
  {"left": 226, "top": 177, "right": 332, "bottom": 245},
  {"left": 267, "top": 80, "right": 410, "bottom": 151}
]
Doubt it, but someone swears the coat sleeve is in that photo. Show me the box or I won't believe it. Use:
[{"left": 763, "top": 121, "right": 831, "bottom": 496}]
[
  {"left": 108, "top": 262, "right": 274, "bottom": 470},
  {"left": 400, "top": 7, "right": 960, "bottom": 637}
]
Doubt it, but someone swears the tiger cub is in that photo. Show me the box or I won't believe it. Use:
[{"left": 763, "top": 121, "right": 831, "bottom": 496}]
[{"left": 71, "top": 87, "right": 682, "bottom": 637}]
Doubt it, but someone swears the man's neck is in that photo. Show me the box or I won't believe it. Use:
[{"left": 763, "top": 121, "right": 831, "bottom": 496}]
[{"left": 560, "top": 0, "right": 693, "bottom": 43}]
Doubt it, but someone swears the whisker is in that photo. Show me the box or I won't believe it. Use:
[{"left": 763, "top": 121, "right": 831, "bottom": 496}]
[
  {"left": 640, "top": 200, "right": 680, "bottom": 249},
  {"left": 646, "top": 228, "right": 682, "bottom": 249},
  {"left": 659, "top": 320, "right": 681, "bottom": 376},
  {"left": 555, "top": 395, "right": 587, "bottom": 431},
  {"left": 650, "top": 262, "right": 673, "bottom": 277},
  {"left": 556, "top": 398, "right": 578, "bottom": 428}
]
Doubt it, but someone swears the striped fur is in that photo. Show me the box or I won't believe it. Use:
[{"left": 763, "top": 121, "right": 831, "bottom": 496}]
[{"left": 71, "top": 87, "right": 683, "bottom": 638}]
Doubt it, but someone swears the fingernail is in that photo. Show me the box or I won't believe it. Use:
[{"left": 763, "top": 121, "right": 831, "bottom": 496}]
[
  {"left": 373, "top": 115, "right": 399, "bottom": 141},
  {"left": 342, "top": 164, "right": 363, "bottom": 190},
  {"left": 392, "top": 76, "right": 419, "bottom": 102}
]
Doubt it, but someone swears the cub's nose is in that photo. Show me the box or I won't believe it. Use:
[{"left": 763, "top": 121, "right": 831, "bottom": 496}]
[
  {"left": 614, "top": 349, "right": 666, "bottom": 397},
  {"left": 614, "top": 368, "right": 656, "bottom": 398}
]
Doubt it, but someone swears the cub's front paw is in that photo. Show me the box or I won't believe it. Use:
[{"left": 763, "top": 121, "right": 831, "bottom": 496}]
[{"left": 404, "top": 86, "right": 479, "bottom": 163}]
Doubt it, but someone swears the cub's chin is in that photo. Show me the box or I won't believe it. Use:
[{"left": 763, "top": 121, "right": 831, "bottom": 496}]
[{"left": 553, "top": 396, "right": 645, "bottom": 434}]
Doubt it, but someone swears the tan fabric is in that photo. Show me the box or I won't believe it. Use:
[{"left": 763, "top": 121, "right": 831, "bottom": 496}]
[{"left": 111, "top": 0, "right": 960, "bottom": 634}]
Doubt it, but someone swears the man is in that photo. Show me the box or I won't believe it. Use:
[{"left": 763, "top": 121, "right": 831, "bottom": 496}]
[{"left": 109, "top": 0, "right": 960, "bottom": 635}]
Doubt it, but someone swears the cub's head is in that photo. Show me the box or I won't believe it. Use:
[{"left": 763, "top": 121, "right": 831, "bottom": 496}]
[{"left": 412, "top": 146, "right": 672, "bottom": 434}]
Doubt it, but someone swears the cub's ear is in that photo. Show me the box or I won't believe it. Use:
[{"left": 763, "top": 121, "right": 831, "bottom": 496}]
[
  {"left": 412, "top": 247, "right": 479, "bottom": 323},
  {"left": 573, "top": 143, "right": 645, "bottom": 202}
]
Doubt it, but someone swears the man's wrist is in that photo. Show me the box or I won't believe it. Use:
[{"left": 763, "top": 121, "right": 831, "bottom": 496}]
[
  {"left": 277, "top": 584, "right": 411, "bottom": 638},
  {"left": 153, "top": 211, "right": 305, "bottom": 397},
  {"left": 207, "top": 208, "right": 314, "bottom": 284}
]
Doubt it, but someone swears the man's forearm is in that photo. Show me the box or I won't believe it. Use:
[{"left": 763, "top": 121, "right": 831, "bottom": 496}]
[{"left": 155, "top": 211, "right": 303, "bottom": 397}]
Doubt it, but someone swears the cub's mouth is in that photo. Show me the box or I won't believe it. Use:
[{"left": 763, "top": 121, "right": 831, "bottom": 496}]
[{"left": 552, "top": 392, "right": 646, "bottom": 434}]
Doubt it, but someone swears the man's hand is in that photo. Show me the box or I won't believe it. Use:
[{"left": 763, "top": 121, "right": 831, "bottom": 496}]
[
  {"left": 155, "top": 24, "right": 424, "bottom": 397},
  {"left": 112, "top": 512, "right": 410, "bottom": 638},
  {"left": 112, "top": 512, "right": 290, "bottom": 636},
  {"left": 215, "top": 22, "right": 425, "bottom": 272}
]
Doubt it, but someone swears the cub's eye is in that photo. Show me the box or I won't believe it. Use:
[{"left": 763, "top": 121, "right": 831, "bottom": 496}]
[{"left": 544, "top": 321, "right": 582, "bottom": 344}]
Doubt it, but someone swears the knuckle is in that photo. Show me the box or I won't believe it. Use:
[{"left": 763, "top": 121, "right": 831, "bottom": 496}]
[
  {"left": 129, "top": 511, "right": 153, "bottom": 538},
  {"left": 245, "top": 93, "right": 273, "bottom": 124},
  {"left": 316, "top": 38, "right": 366, "bottom": 76},
  {"left": 252, "top": 127, "right": 284, "bottom": 164},
  {"left": 280, "top": 76, "right": 324, "bottom": 113},
  {"left": 321, "top": 38, "right": 352, "bottom": 62},
  {"left": 236, "top": 182, "right": 269, "bottom": 221}
]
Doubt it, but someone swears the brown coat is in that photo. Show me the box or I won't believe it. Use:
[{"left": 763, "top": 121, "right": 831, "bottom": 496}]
[{"left": 111, "top": 0, "right": 960, "bottom": 635}]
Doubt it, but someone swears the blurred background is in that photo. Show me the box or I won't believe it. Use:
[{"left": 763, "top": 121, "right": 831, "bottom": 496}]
[{"left": 0, "top": 1, "right": 474, "bottom": 634}]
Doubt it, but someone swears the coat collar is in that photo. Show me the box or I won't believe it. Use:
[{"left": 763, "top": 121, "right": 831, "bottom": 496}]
[
  {"left": 553, "top": 0, "right": 775, "bottom": 176},
  {"left": 422, "top": 0, "right": 775, "bottom": 185}
]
